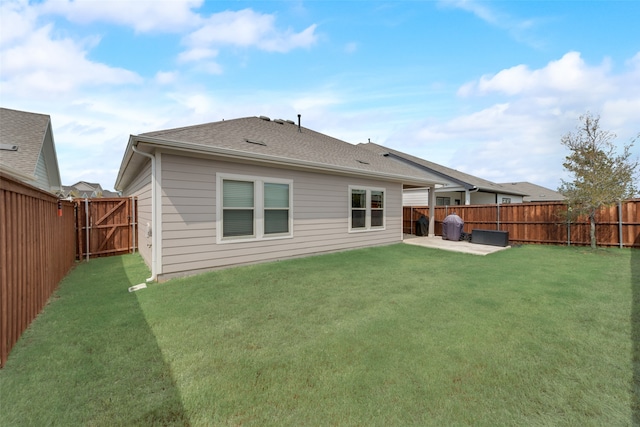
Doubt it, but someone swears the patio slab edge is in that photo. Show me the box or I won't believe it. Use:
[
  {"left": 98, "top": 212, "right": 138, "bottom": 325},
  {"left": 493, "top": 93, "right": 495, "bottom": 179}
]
[{"left": 403, "top": 235, "right": 511, "bottom": 256}]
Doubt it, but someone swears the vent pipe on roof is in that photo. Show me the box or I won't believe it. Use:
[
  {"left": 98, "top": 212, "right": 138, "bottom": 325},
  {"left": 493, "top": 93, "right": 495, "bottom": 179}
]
[{"left": 297, "top": 114, "right": 301, "bottom": 133}]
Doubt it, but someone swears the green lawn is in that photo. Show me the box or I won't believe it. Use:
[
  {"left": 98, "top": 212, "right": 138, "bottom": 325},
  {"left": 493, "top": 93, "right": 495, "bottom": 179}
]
[{"left": 1, "top": 244, "right": 637, "bottom": 426}]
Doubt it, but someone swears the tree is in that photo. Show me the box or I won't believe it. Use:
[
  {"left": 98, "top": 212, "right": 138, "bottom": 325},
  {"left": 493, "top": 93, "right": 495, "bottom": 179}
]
[{"left": 558, "top": 113, "right": 638, "bottom": 248}]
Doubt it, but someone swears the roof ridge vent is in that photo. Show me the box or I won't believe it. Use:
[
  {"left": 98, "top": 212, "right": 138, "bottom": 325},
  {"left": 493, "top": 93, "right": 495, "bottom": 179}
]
[
  {"left": 259, "top": 116, "right": 271, "bottom": 121},
  {"left": 285, "top": 120, "right": 295, "bottom": 125},
  {"left": 274, "top": 119, "right": 284, "bottom": 124}
]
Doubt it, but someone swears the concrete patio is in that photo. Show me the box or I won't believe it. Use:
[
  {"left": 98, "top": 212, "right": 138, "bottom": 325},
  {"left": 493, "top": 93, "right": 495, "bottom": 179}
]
[{"left": 403, "top": 235, "right": 511, "bottom": 256}]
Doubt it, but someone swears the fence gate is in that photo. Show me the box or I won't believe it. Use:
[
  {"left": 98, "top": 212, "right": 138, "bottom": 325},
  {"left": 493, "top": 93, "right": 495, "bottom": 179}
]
[{"left": 75, "top": 197, "right": 137, "bottom": 260}]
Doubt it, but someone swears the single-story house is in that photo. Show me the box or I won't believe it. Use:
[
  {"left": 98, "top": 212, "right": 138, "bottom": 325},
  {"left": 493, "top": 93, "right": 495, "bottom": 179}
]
[
  {"left": 358, "top": 142, "right": 529, "bottom": 206},
  {"left": 0, "top": 107, "right": 62, "bottom": 194},
  {"left": 498, "top": 182, "right": 566, "bottom": 202},
  {"left": 115, "top": 116, "right": 447, "bottom": 281}
]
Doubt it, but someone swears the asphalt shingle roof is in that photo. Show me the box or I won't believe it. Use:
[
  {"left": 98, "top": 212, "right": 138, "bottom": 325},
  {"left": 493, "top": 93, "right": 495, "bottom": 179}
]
[
  {"left": 0, "top": 107, "right": 50, "bottom": 177},
  {"left": 498, "top": 181, "right": 565, "bottom": 202},
  {"left": 137, "top": 116, "right": 447, "bottom": 184},
  {"left": 359, "top": 142, "right": 529, "bottom": 196}
]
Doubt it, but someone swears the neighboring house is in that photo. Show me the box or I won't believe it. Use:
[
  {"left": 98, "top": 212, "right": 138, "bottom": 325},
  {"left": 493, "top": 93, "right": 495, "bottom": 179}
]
[
  {"left": 498, "top": 182, "right": 566, "bottom": 202},
  {"left": 61, "top": 181, "right": 119, "bottom": 198},
  {"left": 0, "top": 107, "right": 62, "bottom": 194},
  {"left": 115, "top": 116, "right": 447, "bottom": 281},
  {"left": 359, "top": 142, "right": 529, "bottom": 206}
]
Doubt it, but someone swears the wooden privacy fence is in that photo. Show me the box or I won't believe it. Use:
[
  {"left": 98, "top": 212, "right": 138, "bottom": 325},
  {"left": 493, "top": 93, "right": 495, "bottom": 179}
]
[
  {"left": 0, "top": 173, "right": 76, "bottom": 368},
  {"left": 404, "top": 200, "right": 640, "bottom": 248},
  {"left": 75, "top": 197, "right": 137, "bottom": 260}
]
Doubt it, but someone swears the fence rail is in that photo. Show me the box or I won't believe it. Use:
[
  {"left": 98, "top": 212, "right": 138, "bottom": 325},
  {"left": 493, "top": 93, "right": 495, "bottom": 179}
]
[
  {"left": 0, "top": 173, "right": 76, "bottom": 368},
  {"left": 403, "top": 200, "right": 640, "bottom": 248}
]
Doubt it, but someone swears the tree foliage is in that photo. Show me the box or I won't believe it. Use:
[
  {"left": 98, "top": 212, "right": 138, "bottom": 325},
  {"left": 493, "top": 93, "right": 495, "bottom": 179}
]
[{"left": 558, "top": 112, "right": 638, "bottom": 248}]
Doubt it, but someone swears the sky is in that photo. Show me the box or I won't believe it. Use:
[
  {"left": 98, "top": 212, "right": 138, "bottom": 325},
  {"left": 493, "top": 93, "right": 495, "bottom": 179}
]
[{"left": 1, "top": 0, "right": 639, "bottom": 192}]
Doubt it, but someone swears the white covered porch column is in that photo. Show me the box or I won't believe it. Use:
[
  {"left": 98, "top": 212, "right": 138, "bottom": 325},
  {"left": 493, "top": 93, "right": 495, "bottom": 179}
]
[{"left": 428, "top": 185, "right": 436, "bottom": 237}]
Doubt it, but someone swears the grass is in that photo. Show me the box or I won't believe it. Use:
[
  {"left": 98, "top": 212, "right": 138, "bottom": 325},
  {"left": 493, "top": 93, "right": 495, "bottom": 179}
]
[{"left": 1, "top": 244, "right": 637, "bottom": 426}]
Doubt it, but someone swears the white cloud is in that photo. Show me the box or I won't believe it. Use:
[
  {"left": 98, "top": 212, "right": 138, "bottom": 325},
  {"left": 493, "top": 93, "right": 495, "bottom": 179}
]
[
  {"left": 183, "top": 8, "right": 318, "bottom": 54},
  {"left": 0, "top": 0, "right": 37, "bottom": 47},
  {"left": 1, "top": 24, "right": 141, "bottom": 95},
  {"left": 441, "top": 0, "right": 499, "bottom": 25},
  {"left": 439, "top": 0, "right": 545, "bottom": 48},
  {"left": 178, "top": 47, "right": 218, "bottom": 63},
  {"left": 155, "top": 71, "right": 178, "bottom": 85},
  {"left": 459, "top": 52, "right": 613, "bottom": 98},
  {"left": 38, "top": 0, "right": 204, "bottom": 33},
  {"left": 389, "top": 51, "right": 640, "bottom": 189}
]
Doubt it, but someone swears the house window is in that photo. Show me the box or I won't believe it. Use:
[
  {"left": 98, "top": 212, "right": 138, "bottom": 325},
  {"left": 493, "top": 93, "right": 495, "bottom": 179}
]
[
  {"left": 264, "top": 183, "right": 290, "bottom": 234},
  {"left": 218, "top": 174, "right": 292, "bottom": 242},
  {"left": 349, "top": 186, "right": 385, "bottom": 231},
  {"left": 351, "top": 189, "right": 367, "bottom": 229},
  {"left": 222, "top": 180, "right": 254, "bottom": 237},
  {"left": 502, "top": 197, "right": 511, "bottom": 204},
  {"left": 436, "top": 197, "right": 450, "bottom": 206}
]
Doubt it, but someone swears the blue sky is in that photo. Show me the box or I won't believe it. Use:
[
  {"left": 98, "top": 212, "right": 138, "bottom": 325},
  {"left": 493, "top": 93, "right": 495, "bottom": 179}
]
[{"left": 1, "top": 0, "right": 639, "bottom": 191}]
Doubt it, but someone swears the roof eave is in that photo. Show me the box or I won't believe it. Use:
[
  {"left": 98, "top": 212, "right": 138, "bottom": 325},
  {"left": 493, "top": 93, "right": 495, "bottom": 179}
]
[
  {"left": 384, "top": 152, "right": 473, "bottom": 189},
  {"left": 116, "top": 135, "right": 443, "bottom": 189},
  {"left": 0, "top": 163, "right": 38, "bottom": 183}
]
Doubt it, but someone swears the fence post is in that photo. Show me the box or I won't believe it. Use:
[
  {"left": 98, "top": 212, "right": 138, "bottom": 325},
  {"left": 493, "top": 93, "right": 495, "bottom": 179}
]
[
  {"left": 131, "top": 197, "right": 137, "bottom": 253},
  {"left": 618, "top": 201, "right": 623, "bottom": 248},
  {"left": 567, "top": 205, "right": 571, "bottom": 246},
  {"left": 497, "top": 203, "right": 500, "bottom": 230},
  {"left": 85, "top": 198, "right": 90, "bottom": 261}
]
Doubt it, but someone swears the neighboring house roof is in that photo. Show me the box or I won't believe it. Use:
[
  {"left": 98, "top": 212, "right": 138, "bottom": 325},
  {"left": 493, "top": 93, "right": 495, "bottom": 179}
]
[
  {"left": 0, "top": 107, "right": 62, "bottom": 193},
  {"left": 61, "top": 181, "right": 117, "bottom": 198},
  {"left": 72, "top": 181, "right": 103, "bottom": 193},
  {"left": 102, "top": 190, "right": 120, "bottom": 197},
  {"left": 358, "top": 142, "right": 529, "bottom": 196},
  {"left": 116, "top": 116, "right": 448, "bottom": 190},
  {"left": 498, "top": 182, "right": 566, "bottom": 202}
]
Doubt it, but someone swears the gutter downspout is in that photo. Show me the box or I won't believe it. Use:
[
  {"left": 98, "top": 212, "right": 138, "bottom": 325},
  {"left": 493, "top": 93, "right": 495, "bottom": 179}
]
[{"left": 131, "top": 143, "right": 157, "bottom": 282}]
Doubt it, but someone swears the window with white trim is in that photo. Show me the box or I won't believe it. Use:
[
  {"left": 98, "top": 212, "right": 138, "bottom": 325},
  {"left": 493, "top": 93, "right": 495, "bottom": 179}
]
[
  {"left": 218, "top": 174, "right": 293, "bottom": 242},
  {"left": 222, "top": 180, "right": 255, "bottom": 237},
  {"left": 349, "top": 186, "right": 385, "bottom": 231},
  {"left": 436, "top": 197, "right": 450, "bottom": 206}
]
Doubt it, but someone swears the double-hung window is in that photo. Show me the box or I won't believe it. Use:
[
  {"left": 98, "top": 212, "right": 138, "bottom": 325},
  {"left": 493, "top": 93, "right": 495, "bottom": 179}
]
[
  {"left": 222, "top": 180, "right": 255, "bottom": 237},
  {"left": 349, "top": 186, "right": 385, "bottom": 231},
  {"left": 218, "top": 173, "right": 293, "bottom": 242},
  {"left": 264, "top": 183, "right": 290, "bottom": 234}
]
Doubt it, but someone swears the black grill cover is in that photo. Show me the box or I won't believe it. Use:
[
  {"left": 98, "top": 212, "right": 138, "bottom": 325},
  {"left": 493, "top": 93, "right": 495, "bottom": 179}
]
[
  {"left": 442, "top": 214, "right": 464, "bottom": 241},
  {"left": 415, "top": 215, "right": 429, "bottom": 236}
]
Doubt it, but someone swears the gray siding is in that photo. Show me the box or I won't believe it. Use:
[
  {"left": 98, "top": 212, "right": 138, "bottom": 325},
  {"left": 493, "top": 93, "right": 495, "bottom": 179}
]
[
  {"left": 123, "top": 159, "right": 152, "bottom": 268},
  {"left": 403, "top": 188, "right": 429, "bottom": 206},
  {"left": 34, "top": 152, "right": 49, "bottom": 191},
  {"left": 159, "top": 153, "right": 403, "bottom": 280}
]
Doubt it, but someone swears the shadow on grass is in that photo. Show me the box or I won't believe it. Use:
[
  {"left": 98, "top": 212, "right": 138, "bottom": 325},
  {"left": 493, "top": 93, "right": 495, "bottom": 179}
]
[
  {"left": 82, "top": 255, "right": 191, "bottom": 426},
  {"left": 633, "top": 237, "right": 640, "bottom": 426},
  {"left": 0, "top": 254, "right": 189, "bottom": 426}
]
